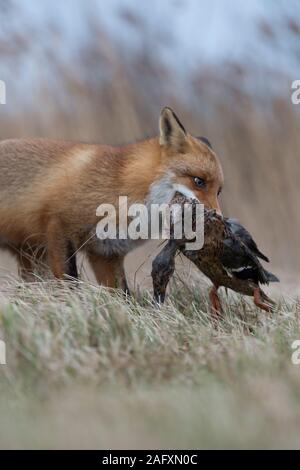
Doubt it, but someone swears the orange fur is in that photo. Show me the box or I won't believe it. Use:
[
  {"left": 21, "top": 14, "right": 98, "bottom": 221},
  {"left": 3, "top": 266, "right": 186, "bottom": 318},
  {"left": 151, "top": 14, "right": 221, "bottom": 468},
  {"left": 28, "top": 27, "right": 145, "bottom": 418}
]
[{"left": 0, "top": 108, "right": 224, "bottom": 287}]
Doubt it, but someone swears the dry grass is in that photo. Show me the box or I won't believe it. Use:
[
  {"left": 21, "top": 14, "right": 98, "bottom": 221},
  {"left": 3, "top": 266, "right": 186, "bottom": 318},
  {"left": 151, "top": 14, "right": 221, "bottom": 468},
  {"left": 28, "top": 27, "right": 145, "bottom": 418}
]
[{"left": 0, "top": 279, "right": 300, "bottom": 449}]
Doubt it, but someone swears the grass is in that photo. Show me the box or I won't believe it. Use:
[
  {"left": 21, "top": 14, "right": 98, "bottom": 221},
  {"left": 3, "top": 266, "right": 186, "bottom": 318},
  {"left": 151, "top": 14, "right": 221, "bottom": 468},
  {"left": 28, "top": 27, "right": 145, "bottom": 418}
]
[{"left": 0, "top": 279, "right": 300, "bottom": 449}]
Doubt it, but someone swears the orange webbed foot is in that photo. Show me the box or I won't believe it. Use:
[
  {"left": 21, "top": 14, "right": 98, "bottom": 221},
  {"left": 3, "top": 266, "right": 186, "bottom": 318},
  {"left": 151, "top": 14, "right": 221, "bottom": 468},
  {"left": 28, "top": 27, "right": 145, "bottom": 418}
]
[
  {"left": 209, "top": 285, "right": 222, "bottom": 321},
  {"left": 253, "top": 287, "right": 272, "bottom": 312}
]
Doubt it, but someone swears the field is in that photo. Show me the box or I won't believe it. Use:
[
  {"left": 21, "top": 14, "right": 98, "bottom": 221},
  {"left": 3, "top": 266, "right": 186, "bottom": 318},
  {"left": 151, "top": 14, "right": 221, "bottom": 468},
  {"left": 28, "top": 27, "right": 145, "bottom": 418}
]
[{"left": 0, "top": 274, "right": 299, "bottom": 449}]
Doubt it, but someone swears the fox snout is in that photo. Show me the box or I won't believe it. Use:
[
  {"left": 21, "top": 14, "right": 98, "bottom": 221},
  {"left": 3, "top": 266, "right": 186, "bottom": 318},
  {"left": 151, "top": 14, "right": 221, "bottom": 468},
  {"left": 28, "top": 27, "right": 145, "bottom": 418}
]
[
  {"left": 191, "top": 195, "right": 223, "bottom": 216},
  {"left": 208, "top": 199, "right": 222, "bottom": 216},
  {"left": 189, "top": 187, "right": 223, "bottom": 215}
]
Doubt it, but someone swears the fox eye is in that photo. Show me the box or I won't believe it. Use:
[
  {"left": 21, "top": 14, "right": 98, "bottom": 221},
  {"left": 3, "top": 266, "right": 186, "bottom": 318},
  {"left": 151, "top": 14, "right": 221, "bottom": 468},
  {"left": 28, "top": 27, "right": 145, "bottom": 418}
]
[
  {"left": 193, "top": 177, "right": 206, "bottom": 189},
  {"left": 218, "top": 187, "right": 222, "bottom": 196}
]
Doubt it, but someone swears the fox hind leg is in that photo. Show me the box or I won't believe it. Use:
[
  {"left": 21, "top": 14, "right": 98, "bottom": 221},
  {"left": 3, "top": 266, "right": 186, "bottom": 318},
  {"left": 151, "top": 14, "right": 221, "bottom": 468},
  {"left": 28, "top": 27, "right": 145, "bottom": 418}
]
[
  {"left": 18, "top": 247, "right": 37, "bottom": 281},
  {"left": 18, "top": 241, "right": 77, "bottom": 281},
  {"left": 0, "top": 241, "right": 39, "bottom": 281}
]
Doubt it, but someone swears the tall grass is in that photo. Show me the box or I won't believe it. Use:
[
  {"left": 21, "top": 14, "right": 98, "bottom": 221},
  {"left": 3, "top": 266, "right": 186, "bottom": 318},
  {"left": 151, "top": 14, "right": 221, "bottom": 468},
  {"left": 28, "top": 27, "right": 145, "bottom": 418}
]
[{"left": 0, "top": 280, "right": 299, "bottom": 448}]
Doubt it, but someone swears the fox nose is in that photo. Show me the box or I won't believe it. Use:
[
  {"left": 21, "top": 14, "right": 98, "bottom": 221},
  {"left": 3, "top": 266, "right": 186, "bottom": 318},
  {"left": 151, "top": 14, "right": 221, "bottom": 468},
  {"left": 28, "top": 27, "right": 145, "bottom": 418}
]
[
  {"left": 200, "top": 195, "right": 222, "bottom": 216},
  {"left": 209, "top": 200, "right": 222, "bottom": 216}
]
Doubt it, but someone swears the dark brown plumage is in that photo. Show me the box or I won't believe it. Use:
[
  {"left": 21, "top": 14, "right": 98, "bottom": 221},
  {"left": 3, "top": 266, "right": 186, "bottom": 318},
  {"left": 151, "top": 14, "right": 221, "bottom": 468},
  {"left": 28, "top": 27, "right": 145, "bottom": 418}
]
[{"left": 151, "top": 193, "right": 279, "bottom": 319}]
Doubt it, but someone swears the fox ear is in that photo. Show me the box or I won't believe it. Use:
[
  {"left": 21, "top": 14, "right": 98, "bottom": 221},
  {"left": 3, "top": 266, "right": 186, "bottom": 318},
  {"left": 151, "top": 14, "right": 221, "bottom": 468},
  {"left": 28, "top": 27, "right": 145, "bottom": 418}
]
[
  {"left": 159, "top": 107, "right": 187, "bottom": 150},
  {"left": 197, "top": 136, "right": 213, "bottom": 149}
]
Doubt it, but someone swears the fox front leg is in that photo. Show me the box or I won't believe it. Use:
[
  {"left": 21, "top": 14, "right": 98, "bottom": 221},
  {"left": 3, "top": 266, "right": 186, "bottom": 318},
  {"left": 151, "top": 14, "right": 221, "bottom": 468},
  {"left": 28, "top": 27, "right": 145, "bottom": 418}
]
[
  {"left": 66, "top": 240, "right": 78, "bottom": 279},
  {"left": 151, "top": 240, "right": 178, "bottom": 304}
]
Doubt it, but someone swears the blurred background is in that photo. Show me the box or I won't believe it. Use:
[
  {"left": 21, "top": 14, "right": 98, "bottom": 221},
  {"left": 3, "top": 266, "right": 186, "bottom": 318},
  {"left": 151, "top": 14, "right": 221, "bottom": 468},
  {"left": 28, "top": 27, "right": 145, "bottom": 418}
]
[{"left": 0, "top": 0, "right": 299, "bottom": 294}]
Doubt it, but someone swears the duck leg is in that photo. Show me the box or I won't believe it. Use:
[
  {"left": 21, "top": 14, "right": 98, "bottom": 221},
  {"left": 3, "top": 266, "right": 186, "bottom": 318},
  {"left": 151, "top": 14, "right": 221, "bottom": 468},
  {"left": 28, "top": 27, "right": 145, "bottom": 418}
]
[
  {"left": 209, "top": 285, "right": 222, "bottom": 319},
  {"left": 253, "top": 287, "right": 272, "bottom": 312}
]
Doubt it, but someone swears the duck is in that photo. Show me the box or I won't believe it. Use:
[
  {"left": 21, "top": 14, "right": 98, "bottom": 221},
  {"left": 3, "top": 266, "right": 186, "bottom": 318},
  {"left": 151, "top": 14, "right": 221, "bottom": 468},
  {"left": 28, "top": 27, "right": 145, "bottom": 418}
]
[{"left": 151, "top": 193, "right": 279, "bottom": 319}]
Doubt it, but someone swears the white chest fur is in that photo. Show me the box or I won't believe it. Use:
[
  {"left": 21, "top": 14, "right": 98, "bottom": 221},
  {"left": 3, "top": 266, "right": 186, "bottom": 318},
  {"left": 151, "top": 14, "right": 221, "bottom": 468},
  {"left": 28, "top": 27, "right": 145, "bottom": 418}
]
[{"left": 88, "top": 174, "right": 197, "bottom": 258}]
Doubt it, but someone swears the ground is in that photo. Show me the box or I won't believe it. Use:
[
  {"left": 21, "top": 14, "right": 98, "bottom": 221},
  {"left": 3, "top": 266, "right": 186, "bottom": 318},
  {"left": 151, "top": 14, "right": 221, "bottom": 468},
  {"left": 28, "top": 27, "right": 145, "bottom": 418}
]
[{"left": 0, "top": 277, "right": 299, "bottom": 449}]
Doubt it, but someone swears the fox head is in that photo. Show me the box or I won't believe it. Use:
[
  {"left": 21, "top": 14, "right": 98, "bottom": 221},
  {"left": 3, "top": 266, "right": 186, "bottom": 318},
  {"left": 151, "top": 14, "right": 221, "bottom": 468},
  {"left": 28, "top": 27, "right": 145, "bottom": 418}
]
[{"left": 152, "top": 107, "right": 224, "bottom": 214}]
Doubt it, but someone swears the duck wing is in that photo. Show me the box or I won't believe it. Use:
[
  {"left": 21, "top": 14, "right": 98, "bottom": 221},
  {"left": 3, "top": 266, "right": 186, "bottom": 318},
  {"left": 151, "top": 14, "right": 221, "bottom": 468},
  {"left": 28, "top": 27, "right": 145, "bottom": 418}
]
[
  {"left": 262, "top": 269, "right": 279, "bottom": 283},
  {"left": 225, "top": 218, "right": 269, "bottom": 262},
  {"left": 221, "top": 237, "right": 269, "bottom": 285}
]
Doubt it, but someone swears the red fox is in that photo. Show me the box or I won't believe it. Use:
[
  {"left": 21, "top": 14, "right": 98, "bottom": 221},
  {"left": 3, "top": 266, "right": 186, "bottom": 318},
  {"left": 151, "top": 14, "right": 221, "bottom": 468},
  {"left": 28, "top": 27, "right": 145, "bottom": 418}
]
[{"left": 0, "top": 107, "right": 223, "bottom": 289}]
